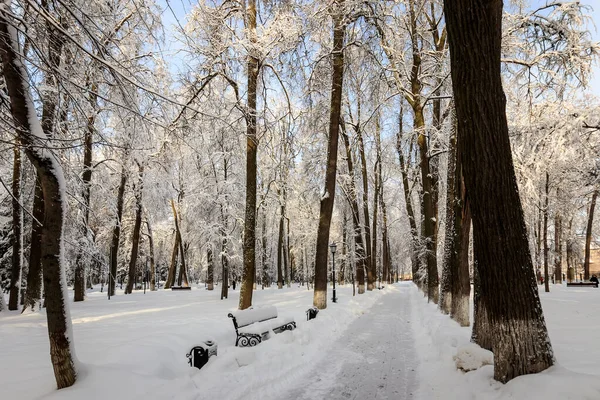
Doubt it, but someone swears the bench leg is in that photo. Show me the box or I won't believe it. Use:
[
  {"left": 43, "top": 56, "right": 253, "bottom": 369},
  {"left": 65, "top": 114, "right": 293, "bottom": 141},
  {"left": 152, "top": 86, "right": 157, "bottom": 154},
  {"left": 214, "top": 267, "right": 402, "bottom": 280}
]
[{"left": 236, "top": 334, "right": 262, "bottom": 347}]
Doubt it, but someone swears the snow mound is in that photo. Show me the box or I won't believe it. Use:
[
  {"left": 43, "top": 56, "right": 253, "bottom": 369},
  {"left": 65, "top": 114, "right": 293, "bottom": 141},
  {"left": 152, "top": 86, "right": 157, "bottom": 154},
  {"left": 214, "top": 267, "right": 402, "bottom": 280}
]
[{"left": 453, "top": 343, "right": 493, "bottom": 372}]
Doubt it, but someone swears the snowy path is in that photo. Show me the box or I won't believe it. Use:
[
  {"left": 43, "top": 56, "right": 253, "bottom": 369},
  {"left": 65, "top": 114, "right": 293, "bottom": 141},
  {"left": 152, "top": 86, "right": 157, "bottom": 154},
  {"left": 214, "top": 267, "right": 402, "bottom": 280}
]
[{"left": 280, "top": 284, "right": 417, "bottom": 400}]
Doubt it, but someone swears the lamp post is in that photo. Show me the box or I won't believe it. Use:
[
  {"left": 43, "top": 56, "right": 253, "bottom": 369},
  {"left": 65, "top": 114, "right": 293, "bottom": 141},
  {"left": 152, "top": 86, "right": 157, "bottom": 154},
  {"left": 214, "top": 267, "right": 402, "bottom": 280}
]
[{"left": 330, "top": 242, "right": 337, "bottom": 303}]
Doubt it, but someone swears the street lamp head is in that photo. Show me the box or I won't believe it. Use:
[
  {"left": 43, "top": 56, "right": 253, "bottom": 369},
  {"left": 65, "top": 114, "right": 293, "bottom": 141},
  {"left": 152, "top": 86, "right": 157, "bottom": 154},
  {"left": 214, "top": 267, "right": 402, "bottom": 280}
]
[{"left": 330, "top": 242, "right": 337, "bottom": 255}]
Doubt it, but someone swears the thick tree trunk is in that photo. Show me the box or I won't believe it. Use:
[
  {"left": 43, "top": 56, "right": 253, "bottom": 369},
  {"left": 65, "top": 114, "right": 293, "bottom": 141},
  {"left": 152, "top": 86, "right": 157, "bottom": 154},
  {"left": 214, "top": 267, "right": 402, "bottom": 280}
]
[
  {"left": 313, "top": 0, "right": 345, "bottom": 309},
  {"left": 341, "top": 125, "right": 367, "bottom": 293},
  {"left": 583, "top": 189, "right": 598, "bottom": 281},
  {"left": 239, "top": 0, "right": 259, "bottom": 310},
  {"left": 445, "top": 0, "right": 554, "bottom": 382},
  {"left": 0, "top": 11, "right": 76, "bottom": 386},
  {"left": 145, "top": 220, "right": 156, "bottom": 291},
  {"left": 543, "top": 172, "right": 550, "bottom": 292},
  {"left": 125, "top": 165, "right": 144, "bottom": 294},
  {"left": 371, "top": 137, "right": 379, "bottom": 288},
  {"left": 8, "top": 146, "right": 23, "bottom": 311},
  {"left": 221, "top": 235, "right": 229, "bottom": 300},
  {"left": 439, "top": 127, "right": 457, "bottom": 315}
]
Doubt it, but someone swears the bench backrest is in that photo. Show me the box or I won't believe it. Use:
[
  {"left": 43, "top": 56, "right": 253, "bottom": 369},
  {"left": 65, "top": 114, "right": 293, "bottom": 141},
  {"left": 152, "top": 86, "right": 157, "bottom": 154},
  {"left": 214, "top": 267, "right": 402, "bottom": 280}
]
[{"left": 228, "top": 306, "right": 278, "bottom": 329}]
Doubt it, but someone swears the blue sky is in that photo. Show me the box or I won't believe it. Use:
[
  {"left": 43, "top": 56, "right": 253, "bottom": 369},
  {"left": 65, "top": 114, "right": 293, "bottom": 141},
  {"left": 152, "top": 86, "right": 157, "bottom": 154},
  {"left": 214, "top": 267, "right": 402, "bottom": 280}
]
[{"left": 157, "top": 0, "right": 600, "bottom": 96}]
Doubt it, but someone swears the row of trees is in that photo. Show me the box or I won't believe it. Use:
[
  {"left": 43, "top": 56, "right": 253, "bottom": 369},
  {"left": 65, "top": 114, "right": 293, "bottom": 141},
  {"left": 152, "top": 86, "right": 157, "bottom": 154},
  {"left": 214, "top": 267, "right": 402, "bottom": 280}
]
[{"left": 0, "top": 0, "right": 598, "bottom": 389}]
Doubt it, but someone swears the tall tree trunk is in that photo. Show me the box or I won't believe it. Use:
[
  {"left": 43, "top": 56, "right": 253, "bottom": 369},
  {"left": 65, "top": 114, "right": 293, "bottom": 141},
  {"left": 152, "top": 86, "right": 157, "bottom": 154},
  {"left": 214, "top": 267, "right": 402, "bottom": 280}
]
[
  {"left": 125, "top": 164, "right": 144, "bottom": 294},
  {"left": 313, "top": 0, "right": 345, "bottom": 309},
  {"left": 356, "top": 124, "right": 374, "bottom": 291},
  {"left": 277, "top": 203, "right": 284, "bottom": 289},
  {"left": 261, "top": 206, "right": 268, "bottom": 289},
  {"left": 396, "top": 111, "right": 419, "bottom": 285},
  {"left": 239, "top": 0, "right": 259, "bottom": 310},
  {"left": 341, "top": 125, "right": 367, "bottom": 293},
  {"left": 380, "top": 189, "right": 391, "bottom": 285},
  {"left": 23, "top": 178, "right": 44, "bottom": 311},
  {"left": 145, "top": 220, "right": 156, "bottom": 291},
  {"left": 445, "top": 0, "right": 554, "bottom": 382},
  {"left": 109, "top": 167, "right": 127, "bottom": 296},
  {"left": 543, "top": 172, "right": 550, "bottom": 292},
  {"left": 439, "top": 125, "right": 457, "bottom": 315},
  {"left": 0, "top": 10, "right": 76, "bottom": 386},
  {"left": 8, "top": 146, "right": 22, "bottom": 310},
  {"left": 554, "top": 203, "right": 562, "bottom": 284},
  {"left": 371, "top": 138, "right": 380, "bottom": 289},
  {"left": 73, "top": 84, "right": 97, "bottom": 302},
  {"left": 207, "top": 246, "right": 214, "bottom": 290},
  {"left": 221, "top": 234, "right": 229, "bottom": 300},
  {"left": 583, "top": 189, "right": 598, "bottom": 281},
  {"left": 165, "top": 231, "right": 179, "bottom": 289}
]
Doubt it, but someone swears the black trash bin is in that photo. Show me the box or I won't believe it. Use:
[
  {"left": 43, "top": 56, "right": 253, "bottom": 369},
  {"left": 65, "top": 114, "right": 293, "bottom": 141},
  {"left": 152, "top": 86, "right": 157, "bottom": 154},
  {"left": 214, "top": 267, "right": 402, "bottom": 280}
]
[
  {"left": 186, "top": 340, "right": 218, "bottom": 370},
  {"left": 306, "top": 306, "right": 319, "bottom": 321}
]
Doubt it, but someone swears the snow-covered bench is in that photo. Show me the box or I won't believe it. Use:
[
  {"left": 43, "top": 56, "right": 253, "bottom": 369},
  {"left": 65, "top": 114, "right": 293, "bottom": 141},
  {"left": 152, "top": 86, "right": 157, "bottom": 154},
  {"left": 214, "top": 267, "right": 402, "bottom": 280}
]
[{"left": 228, "top": 306, "right": 296, "bottom": 347}]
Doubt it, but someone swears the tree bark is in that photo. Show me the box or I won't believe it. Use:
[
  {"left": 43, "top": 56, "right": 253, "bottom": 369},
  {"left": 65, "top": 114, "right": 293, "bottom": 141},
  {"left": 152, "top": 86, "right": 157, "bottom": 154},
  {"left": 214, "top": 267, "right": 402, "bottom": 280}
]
[
  {"left": 239, "top": 0, "right": 259, "bottom": 310},
  {"left": 0, "top": 10, "right": 77, "bottom": 386},
  {"left": 356, "top": 124, "right": 374, "bottom": 291},
  {"left": 109, "top": 167, "right": 127, "bottom": 296},
  {"left": 125, "top": 164, "right": 144, "bottom": 294},
  {"left": 8, "top": 145, "right": 22, "bottom": 311},
  {"left": 313, "top": 0, "right": 345, "bottom": 309},
  {"left": 543, "top": 172, "right": 550, "bottom": 292},
  {"left": 277, "top": 202, "right": 284, "bottom": 289},
  {"left": 341, "top": 127, "right": 367, "bottom": 293},
  {"left": 554, "top": 204, "right": 562, "bottom": 284},
  {"left": 165, "top": 229, "right": 179, "bottom": 289},
  {"left": 583, "top": 189, "right": 598, "bottom": 281},
  {"left": 396, "top": 111, "right": 419, "bottom": 284},
  {"left": 445, "top": 0, "right": 554, "bottom": 382},
  {"left": 145, "top": 220, "right": 156, "bottom": 291}
]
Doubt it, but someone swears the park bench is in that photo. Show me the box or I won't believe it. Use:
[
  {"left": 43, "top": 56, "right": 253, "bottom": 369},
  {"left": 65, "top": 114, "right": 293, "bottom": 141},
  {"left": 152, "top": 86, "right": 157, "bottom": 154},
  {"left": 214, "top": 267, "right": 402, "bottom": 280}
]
[
  {"left": 567, "top": 282, "right": 598, "bottom": 288},
  {"left": 171, "top": 286, "right": 191, "bottom": 290},
  {"left": 228, "top": 306, "right": 296, "bottom": 347}
]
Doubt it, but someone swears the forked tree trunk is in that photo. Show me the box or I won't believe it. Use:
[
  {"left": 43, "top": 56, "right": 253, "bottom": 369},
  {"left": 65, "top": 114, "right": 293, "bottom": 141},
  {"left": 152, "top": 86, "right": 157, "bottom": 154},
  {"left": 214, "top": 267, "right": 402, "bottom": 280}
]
[
  {"left": 445, "top": 0, "right": 554, "bottom": 382},
  {"left": 8, "top": 146, "right": 22, "bottom": 311},
  {"left": 109, "top": 166, "right": 127, "bottom": 296},
  {"left": 239, "top": 0, "right": 259, "bottom": 310},
  {"left": 125, "top": 164, "right": 144, "bottom": 294},
  {"left": 583, "top": 189, "right": 598, "bottom": 281},
  {"left": 0, "top": 11, "right": 76, "bottom": 387},
  {"left": 313, "top": 0, "right": 345, "bottom": 309}
]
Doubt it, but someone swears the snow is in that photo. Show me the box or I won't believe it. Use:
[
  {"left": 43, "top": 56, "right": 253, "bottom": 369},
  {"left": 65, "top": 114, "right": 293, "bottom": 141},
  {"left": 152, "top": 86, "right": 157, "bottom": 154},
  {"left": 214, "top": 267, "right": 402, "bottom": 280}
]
[
  {"left": 411, "top": 283, "right": 600, "bottom": 400},
  {"left": 2, "top": 282, "right": 600, "bottom": 399},
  {"left": 453, "top": 343, "right": 493, "bottom": 372},
  {"left": 230, "top": 305, "right": 278, "bottom": 326},
  {"left": 0, "top": 284, "right": 384, "bottom": 400}
]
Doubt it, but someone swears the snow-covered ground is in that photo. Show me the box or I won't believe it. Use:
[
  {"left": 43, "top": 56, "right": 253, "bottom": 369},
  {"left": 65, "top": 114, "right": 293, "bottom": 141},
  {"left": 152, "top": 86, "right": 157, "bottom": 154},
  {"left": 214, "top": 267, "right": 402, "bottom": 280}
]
[
  {"left": 413, "top": 283, "right": 600, "bottom": 400},
  {"left": 2, "top": 282, "right": 600, "bottom": 399},
  {"left": 0, "top": 284, "right": 385, "bottom": 400}
]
